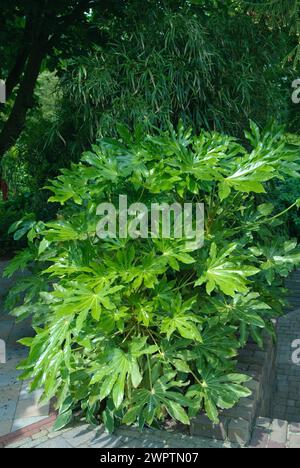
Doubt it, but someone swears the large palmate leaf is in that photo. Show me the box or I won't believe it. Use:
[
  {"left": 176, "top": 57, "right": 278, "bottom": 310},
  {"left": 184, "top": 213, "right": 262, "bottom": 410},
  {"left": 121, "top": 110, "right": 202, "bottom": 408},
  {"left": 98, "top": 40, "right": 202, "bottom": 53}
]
[
  {"left": 203, "top": 293, "right": 273, "bottom": 346},
  {"left": 54, "top": 282, "right": 123, "bottom": 322},
  {"left": 82, "top": 148, "right": 123, "bottom": 182},
  {"left": 183, "top": 326, "right": 238, "bottom": 368},
  {"left": 123, "top": 373, "right": 191, "bottom": 427},
  {"left": 195, "top": 243, "right": 259, "bottom": 297},
  {"left": 219, "top": 161, "right": 275, "bottom": 201},
  {"left": 152, "top": 278, "right": 177, "bottom": 310},
  {"left": 205, "top": 293, "right": 269, "bottom": 328},
  {"left": 250, "top": 238, "right": 300, "bottom": 284},
  {"left": 17, "top": 318, "right": 72, "bottom": 401},
  {"left": 160, "top": 295, "right": 202, "bottom": 342},
  {"left": 131, "top": 253, "right": 167, "bottom": 289},
  {"left": 186, "top": 369, "right": 251, "bottom": 423},
  {"left": 3, "top": 249, "right": 34, "bottom": 278},
  {"left": 90, "top": 338, "right": 158, "bottom": 408},
  {"left": 45, "top": 166, "right": 91, "bottom": 205},
  {"left": 153, "top": 239, "right": 196, "bottom": 271},
  {"left": 105, "top": 249, "right": 167, "bottom": 289},
  {"left": 43, "top": 221, "right": 87, "bottom": 242}
]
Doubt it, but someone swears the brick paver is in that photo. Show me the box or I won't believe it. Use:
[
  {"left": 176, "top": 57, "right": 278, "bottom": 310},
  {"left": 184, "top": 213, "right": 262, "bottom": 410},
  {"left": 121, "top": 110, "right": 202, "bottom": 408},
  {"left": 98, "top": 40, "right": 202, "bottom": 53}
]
[
  {"left": 3, "top": 417, "right": 300, "bottom": 448},
  {"left": 248, "top": 417, "right": 300, "bottom": 448},
  {"left": 4, "top": 422, "right": 240, "bottom": 449},
  {"left": 271, "top": 270, "right": 300, "bottom": 422}
]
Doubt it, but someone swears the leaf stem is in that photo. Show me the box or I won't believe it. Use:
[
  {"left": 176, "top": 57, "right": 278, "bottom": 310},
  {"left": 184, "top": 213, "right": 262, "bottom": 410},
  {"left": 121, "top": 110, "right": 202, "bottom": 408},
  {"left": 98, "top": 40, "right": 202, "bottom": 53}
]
[
  {"left": 147, "top": 354, "right": 153, "bottom": 390},
  {"left": 268, "top": 201, "right": 297, "bottom": 221}
]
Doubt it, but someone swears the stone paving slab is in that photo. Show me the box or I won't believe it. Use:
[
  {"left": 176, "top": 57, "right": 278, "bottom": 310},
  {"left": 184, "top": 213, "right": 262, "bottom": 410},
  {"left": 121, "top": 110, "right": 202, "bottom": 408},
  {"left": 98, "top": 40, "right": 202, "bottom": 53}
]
[
  {"left": 0, "top": 261, "right": 50, "bottom": 437},
  {"left": 6, "top": 417, "right": 300, "bottom": 449},
  {"left": 4, "top": 422, "right": 240, "bottom": 449},
  {"left": 248, "top": 417, "right": 300, "bottom": 448},
  {"left": 272, "top": 307, "right": 300, "bottom": 422},
  {"left": 0, "top": 324, "right": 50, "bottom": 436}
]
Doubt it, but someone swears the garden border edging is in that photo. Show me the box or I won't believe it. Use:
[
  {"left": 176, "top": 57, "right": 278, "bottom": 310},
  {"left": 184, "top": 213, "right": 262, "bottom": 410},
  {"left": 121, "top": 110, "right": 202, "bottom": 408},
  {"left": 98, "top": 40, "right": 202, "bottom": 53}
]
[
  {"left": 0, "top": 399, "right": 57, "bottom": 448},
  {"left": 190, "top": 332, "right": 277, "bottom": 445}
]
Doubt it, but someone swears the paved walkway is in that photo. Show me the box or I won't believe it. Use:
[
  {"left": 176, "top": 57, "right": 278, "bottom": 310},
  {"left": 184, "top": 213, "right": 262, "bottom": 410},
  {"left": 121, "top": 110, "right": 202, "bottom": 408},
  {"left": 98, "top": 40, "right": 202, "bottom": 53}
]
[
  {"left": 3, "top": 417, "right": 300, "bottom": 449},
  {"left": 0, "top": 262, "right": 50, "bottom": 437},
  {"left": 4, "top": 422, "right": 239, "bottom": 449},
  {"left": 270, "top": 269, "right": 300, "bottom": 422},
  {"left": 251, "top": 418, "right": 300, "bottom": 448},
  {"left": 272, "top": 309, "right": 300, "bottom": 422}
]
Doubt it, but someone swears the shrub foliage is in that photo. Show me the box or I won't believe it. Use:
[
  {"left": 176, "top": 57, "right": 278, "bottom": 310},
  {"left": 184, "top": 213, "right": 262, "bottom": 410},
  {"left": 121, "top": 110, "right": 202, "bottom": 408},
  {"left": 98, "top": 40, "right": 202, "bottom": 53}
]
[{"left": 5, "top": 123, "right": 300, "bottom": 432}]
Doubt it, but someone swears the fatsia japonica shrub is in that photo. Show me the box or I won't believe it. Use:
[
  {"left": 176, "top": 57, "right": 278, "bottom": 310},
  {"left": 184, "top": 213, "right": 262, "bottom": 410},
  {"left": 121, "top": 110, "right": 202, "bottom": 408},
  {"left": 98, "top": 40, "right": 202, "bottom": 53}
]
[{"left": 5, "top": 123, "right": 300, "bottom": 432}]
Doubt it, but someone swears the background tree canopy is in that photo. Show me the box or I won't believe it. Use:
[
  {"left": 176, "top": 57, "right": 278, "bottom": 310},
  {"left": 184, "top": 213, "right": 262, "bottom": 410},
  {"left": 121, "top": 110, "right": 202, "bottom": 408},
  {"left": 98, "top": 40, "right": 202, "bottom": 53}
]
[{"left": 0, "top": 0, "right": 299, "bottom": 255}]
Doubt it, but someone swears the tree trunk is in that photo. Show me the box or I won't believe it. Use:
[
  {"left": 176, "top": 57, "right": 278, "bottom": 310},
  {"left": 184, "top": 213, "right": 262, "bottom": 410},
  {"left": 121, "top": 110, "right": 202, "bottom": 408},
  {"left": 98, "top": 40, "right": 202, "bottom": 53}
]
[
  {"left": 1, "top": 11, "right": 39, "bottom": 103},
  {"left": 0, "top": 179, "right": 8, "bottom": 201},
  {"left": 0, "top": 0, "right": 94, "bottom": 161},
  {"left": 5, "top": 48, "right": 29, "bottom": 101},
  {"left": 0, "top": 1, "right": 50, "bottom": 160},
  {"left": 0, "top": 40, "right": 48, "bottom": 159}
]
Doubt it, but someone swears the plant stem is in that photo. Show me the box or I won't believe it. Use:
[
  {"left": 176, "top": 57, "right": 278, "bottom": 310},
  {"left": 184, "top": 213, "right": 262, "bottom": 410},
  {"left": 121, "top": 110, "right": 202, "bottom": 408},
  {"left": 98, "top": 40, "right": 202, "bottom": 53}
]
[
  {"left": 147, "top": 354, "right": 153, "bottom": 390},
  {"left": 268, "top": 202, "right": 297, "bottom": 221}
]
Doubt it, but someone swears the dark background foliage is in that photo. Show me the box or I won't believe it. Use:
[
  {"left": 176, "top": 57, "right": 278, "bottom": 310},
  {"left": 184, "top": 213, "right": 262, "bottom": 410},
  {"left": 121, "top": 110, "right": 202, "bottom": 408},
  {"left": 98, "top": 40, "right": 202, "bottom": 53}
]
[{"left": 0, "top": 0, "right": 299, "bottom": 257}]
